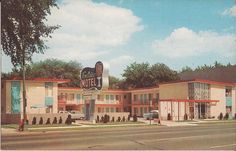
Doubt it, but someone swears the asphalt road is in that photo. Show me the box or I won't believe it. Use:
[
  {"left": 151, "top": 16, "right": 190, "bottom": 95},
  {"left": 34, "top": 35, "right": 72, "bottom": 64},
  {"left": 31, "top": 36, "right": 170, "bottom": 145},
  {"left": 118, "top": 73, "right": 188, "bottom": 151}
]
[{"left": 1, "top": 122, "right": 236, "bottom": 150}]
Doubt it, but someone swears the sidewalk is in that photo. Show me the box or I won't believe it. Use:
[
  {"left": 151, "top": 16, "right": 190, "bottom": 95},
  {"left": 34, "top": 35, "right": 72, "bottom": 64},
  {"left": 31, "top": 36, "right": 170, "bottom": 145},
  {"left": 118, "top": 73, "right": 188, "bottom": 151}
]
[
  {"left": 160, "top": 120, "right": 198, "bottom": 126},
  {"left": 138, "top": 118, "right": 198, "bottom": 126},
  {"left": 1, "top": 128, "right": 20, "bottom": 134}
]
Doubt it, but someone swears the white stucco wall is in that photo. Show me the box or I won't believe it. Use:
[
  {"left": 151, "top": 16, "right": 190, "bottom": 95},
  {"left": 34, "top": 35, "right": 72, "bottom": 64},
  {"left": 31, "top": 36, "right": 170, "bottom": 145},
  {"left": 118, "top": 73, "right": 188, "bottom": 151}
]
[
  {"left": 159, "top": 83, "right": 188, "bottom": 100},
  {"left": 210, "top": 85, "right": 226, "bottom": 118},
  {"left": 4, "top": 80, "right": 59, "bottom": 114},
  {"left": 232, "top": 86, "right": 236, "bottom": 116}
]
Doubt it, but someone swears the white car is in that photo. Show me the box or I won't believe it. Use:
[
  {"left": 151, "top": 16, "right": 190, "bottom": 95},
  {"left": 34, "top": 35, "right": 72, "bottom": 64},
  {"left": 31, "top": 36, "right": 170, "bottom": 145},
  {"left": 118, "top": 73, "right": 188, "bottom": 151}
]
[
  {"left": 143, "top": 110, "right": 159, "bottom": 120},
  {"left": 69, "top": 110, "right": 85, "bottom": 120},
  {"left": 58, "top": 110, "right": 69, "bottom": 114}
]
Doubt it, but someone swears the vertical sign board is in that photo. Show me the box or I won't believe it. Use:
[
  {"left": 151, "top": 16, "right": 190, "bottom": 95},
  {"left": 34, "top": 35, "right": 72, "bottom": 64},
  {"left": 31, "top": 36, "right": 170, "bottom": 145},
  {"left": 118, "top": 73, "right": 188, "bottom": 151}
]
[
  {"left": 80, "top": 61, "right": 104, "bottom": 120},
  {"left": 80, "top": 61, "right": 103, "bottom": 91}
]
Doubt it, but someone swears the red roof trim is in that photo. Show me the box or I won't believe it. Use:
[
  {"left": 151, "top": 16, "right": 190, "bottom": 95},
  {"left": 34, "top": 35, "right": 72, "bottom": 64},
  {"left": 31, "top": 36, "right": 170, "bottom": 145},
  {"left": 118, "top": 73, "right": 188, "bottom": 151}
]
[
  {"left": 95, "top": 104, "right": 122, "bottom": 107},
  {"left": 4, "top": 78, "right": 70, "bottom": 83},
  {"left": 128, "top": 85, "right": 159, "bottom": 92},
  {"left": 58, "top": 87, "right": 82, "bottom": 90},
  {"left": 160, "top": 99, "right": 220, "bottom": 103},
  {"left": 190, "top": 79, "right": 236, "bottom": 86},
  {"left": 58, "top": 87, "right": 128, "bottom": 93},
  {"left": 159, "top": 79, "right": 236, "bottom": 86}
]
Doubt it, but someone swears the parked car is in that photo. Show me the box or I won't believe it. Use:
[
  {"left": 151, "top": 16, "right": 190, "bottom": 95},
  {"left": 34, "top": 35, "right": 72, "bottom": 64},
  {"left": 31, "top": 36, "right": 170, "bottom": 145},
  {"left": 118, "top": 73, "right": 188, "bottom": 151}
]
[
  {"left": 69, "top": 110, "right": 85, "bottom": 120},
  {"left": 58, "top": 110, "right": 69, "bottom": 114},
  {"left": 143, "top": 110, "right": 159, "bottom": 120}
]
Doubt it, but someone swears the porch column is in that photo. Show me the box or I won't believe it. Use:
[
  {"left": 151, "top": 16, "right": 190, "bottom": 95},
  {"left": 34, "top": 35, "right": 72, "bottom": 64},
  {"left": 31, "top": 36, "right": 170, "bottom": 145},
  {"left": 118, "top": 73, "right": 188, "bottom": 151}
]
[{"left": 178, "top": 101, "right": 179, "bottom": 121}]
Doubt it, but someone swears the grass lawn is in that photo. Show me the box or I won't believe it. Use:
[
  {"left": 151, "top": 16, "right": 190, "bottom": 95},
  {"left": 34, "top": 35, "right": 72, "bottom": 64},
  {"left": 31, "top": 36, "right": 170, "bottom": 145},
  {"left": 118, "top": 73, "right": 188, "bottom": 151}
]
[
  {"left": 1, "top": 124, "right": 80, "bottom": 129},
  {"left": 2, "top": 121, "right": 144, "bottom": 129},
  {"left": 83, "top": 121, "right": 144, "bottom": 125}
]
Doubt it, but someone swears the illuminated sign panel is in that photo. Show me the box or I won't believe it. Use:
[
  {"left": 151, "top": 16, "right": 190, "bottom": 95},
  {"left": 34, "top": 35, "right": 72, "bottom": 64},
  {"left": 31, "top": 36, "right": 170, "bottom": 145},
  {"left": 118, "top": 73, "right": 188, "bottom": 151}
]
[{"left": 80, "top": 61, "right": 103, "bottom": 90}]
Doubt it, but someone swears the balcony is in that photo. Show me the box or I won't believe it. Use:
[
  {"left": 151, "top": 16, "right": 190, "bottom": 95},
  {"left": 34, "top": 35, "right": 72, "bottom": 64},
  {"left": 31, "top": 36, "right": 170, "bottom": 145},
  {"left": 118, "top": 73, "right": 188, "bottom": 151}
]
[{"left": 132, "top": 100, "right": 150, "bottom": 105}]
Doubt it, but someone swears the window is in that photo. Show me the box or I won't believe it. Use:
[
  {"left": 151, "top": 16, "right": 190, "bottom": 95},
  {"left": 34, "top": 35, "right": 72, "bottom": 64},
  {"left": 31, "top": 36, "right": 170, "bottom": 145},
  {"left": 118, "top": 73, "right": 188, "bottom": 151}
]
[
  {"left": 115, "top": 95, "right": 119, "bottom": 100},
  {"left": 188, "top": 83, "right": 210, "bottom": 100},
  {"left": 106, "top": 108, "right": 109, "bottom": 113},
  {"left": 97, "top": 95, "right": 101, "bottom": 100},
  {"left": 77, "top": 94, "right": 81, "bottom": 100},
  {"left": 106, "top": 95, "right": 109, "bottom": 100},
  {"left": 110, "top": 108, "right": 114, "bottom": 112},
  {"left": 45, "top": 82, "right": 53, "bottom": 97},
  {"left": 148, "top": 94, "right": 153, "bottom": 101},
  {"left": 144, "top": 94, "right": 147, "bottom": 101},
  {"left": 134, "top": 94, "right": 137, "bottom": 101},
  {"left": 124, "top": 95, "right": 127, "bottom": 99},
  {"left": 140, "top": 107, "right": 143, "bottom": 115},
  {"left": 226, "top": 87, "right": 232, "bottom": 97},
  {"left": 58, "top": 93, "right": 63, "bottom": 100},
  {"left": 156, "top": 93, "right": 159, "bottom": 103},
  {"left": 134, "top": 107, "right": 138, "bottom": 114},
  {"left": 65, "top": 93, "right": 68, "bottom": 100},
  {"left": 97, "top": 95, "right": 104, "bottom": 101},
  {"left": 110, "top": 95, "right": 114, "bottom": 100},
  {"left": 144, "top": 94, "right": 147, "bottom": 104},
  {"left": 68, "top": 93, "right": 74, "bottom": 101},
  {"left": 140, "top": 94, "right": 143, "bottom": 101},
  {"left": 76, "top": 94, "right": 81, "bottom": 103},
  {"left": 144, "top": 107, "right": 147, "bottom": 113}
]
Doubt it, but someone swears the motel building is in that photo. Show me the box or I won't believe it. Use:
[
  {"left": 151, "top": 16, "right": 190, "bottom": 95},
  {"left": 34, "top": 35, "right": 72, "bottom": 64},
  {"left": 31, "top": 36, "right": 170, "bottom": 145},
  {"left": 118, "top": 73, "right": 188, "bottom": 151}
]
[{"left": 1, "top": 78, "right": 236, "bottom": 124}]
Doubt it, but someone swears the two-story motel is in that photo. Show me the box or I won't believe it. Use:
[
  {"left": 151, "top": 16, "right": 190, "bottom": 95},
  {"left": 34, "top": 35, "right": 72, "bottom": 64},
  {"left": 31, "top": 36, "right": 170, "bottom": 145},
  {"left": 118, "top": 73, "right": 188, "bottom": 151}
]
[{"left": 1, "top": 78, "right": 236, "bottom": 122}]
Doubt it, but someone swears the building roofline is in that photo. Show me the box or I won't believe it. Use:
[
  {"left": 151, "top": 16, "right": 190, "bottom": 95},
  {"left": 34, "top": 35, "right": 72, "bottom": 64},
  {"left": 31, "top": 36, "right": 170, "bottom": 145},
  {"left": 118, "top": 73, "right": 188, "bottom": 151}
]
[
  {"left": 159, "top": 79, "right": 236, "bottom": 87},
  {"left": 58, "top": 86, "right": 160, "bottom": 93},
  {"left": 160, "top": 99, "right": 220, "bottom": 103},
  {"left": 127, "top": 85, "right": 159, "bottom": 92},
  {"left": 3, "top": 78, "right": 70, "bottom": 84},
  {"left": 58, "top": 87, "right": 128, "bottom": 93}
]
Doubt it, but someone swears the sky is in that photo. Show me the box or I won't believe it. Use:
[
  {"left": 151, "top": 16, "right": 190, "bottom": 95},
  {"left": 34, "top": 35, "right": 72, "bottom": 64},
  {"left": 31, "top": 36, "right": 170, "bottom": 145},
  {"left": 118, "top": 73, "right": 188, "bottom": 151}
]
[{"left": 2, "top": 0, "right": 236, "bottom": 78}]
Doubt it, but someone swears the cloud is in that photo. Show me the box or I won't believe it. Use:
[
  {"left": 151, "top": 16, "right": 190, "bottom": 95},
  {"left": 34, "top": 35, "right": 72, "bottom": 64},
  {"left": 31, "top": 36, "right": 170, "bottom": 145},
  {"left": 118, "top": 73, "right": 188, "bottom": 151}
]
[
  {"left": 222, "top": 5, "right": 236, "bottom": 17},
  {"left": 40, "top": 0, "right": 143, "bottom": 61},
  {"left": 104, "top": 55, "right": 135, "bottom": 77},
  {"left": 152, "top": 27, "right": 236, "bottom": 58}
]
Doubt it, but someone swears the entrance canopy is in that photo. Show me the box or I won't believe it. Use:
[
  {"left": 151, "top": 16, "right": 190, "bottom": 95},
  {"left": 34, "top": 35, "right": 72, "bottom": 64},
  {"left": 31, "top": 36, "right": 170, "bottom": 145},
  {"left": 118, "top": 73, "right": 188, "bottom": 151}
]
[{"left": 160, "top": 99, "right": 219, "bottom": 103}]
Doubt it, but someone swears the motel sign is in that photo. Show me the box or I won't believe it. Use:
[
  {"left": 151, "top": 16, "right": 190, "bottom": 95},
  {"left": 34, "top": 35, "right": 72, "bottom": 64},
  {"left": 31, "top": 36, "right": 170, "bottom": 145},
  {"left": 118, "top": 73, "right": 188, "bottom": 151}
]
[{"left": 80, "top": 61, "right": 103, "bottom": 90}]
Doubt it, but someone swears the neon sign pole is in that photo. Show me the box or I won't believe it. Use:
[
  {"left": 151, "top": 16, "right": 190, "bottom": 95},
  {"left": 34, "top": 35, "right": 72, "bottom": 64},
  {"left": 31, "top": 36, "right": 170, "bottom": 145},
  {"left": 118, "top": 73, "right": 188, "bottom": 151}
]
[{"left": 80, "top": 61, "right": 104, "bottom": 121}]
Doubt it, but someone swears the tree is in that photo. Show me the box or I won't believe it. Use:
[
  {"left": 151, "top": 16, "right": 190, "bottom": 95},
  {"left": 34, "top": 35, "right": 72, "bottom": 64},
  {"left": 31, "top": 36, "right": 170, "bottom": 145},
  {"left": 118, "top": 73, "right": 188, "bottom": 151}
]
[
  {"left": 122, "top": 62, "right": 152, "bottom": 88},
  {"left": 5, "top": 59, "right": 82, "bottom": 87},
  {"left": 213, "top": 61, "right": 224, "bottom": 68},
  {"left": 122, "top": 62, "right": 180, "bottom": 88},
  {"left": 180, "top": 66, "right": 193, "bottom": 73},
  {"left": 150, "top": 63, "right": 179, "bottom": 85},
  {"left": 109, "top": 76, "right": 121, "bottom": 89},
  {"left": 2, "top": 0, "right": 59, "bottom": 67},
  {"left": 1, "top": 0, "right": 59, "bottom": 131}
]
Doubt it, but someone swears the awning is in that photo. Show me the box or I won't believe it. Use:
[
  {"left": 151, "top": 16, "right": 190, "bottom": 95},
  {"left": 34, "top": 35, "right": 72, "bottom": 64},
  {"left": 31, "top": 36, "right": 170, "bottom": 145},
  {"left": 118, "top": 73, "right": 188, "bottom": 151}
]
[{"left": 160, "top": 99, "right": 219, "bottom": 103}]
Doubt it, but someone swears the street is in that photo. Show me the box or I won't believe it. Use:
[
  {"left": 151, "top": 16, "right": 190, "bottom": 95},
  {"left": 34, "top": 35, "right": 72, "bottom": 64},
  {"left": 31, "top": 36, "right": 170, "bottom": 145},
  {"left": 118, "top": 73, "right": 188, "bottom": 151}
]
[{"left": 1, "top": 122, "right": 236, "bottom": 150}]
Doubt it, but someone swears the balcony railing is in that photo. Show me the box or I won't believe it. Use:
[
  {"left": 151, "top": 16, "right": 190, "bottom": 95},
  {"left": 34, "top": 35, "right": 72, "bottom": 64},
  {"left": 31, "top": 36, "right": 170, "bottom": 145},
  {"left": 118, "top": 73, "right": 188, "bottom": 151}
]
[{"left": 132, "top": 99, "right": 158, "bottom": 105}]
